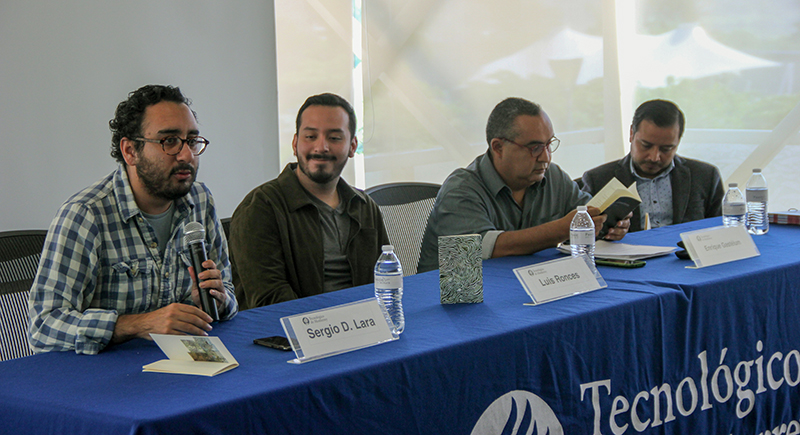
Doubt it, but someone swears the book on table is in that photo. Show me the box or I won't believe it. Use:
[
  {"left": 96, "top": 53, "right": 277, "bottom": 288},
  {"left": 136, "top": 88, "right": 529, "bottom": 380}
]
[
  {"left": 557, "top": 240, "right": 678, "bottom": 261},
  {"left": 769, "top": 210, "right": 800, "bottom": 225},
  {"left": 142, "top": 334, "right": 239, "bottom": 377},
  {"left": 586, "top": 177, "right": 641, "bottom": 236}
]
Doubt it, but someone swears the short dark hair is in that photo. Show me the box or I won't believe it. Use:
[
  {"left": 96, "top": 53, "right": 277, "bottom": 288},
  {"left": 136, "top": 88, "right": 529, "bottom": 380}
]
[
  {"left": 485, "top": 97, "right": 542, "bottom": 145},
  {"left": 631, "top": 99, "right": 685, "bottom": 139},
  {"left": 109, "top": 85, "right": 194, "bottom": 164},
  {"left": 295, "top": 93, "right": 356, "bottom": 139}
]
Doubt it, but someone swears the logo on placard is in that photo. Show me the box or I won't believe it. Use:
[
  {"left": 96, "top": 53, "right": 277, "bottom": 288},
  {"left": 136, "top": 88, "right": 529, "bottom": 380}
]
[
  {"left": 471, "top": 390, "right": 563, "bottom": 435},
  {"left": 302, "top": 314, "right": 327, "bottom": 325}
]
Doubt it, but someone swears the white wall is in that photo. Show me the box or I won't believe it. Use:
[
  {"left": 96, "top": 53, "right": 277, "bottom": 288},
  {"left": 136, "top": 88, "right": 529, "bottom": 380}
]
[{"left": 0, "top": 1, "right": 279, "bottom": 231}]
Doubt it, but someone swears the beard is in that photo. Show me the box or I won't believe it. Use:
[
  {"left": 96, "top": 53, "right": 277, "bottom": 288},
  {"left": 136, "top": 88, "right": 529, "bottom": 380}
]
[
  {"left": 297, "top": 153, "right": 346, "bottom": 185},
  {"left": 135, "top": 154, "right": 197, "bottom": 201},
  {"left": 633, "top": 159, "right": 668, "bottom": 177}
]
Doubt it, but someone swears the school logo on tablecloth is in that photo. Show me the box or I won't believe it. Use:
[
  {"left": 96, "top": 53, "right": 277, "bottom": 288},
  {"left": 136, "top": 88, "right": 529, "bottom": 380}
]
[{"left": 471, "top": 390, "right": 563, "bottom": 435}]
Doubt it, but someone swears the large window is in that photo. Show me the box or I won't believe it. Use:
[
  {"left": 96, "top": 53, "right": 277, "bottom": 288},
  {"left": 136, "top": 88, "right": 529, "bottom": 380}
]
[
  {"left": 276, "top": 0, "right": 800, "bottom": 210},
  {"left": 633, "top": 0, "right": 800, "bottom": 211}
]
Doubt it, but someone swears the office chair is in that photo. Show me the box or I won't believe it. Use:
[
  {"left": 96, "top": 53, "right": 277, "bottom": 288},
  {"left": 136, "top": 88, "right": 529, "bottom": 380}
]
[
  {"left": 0, "top": 229, "right": 47, "bottom": 361},
  {"left": 366, "top": 182, "right": 441, "bottom": 276}
]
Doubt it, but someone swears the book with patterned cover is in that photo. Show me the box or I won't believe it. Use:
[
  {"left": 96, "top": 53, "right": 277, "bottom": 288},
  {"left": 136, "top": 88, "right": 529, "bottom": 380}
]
[
  {"left": 438, "top": 234, "right": 483, "bottom": 304},
  {"left": 769, "top": 210, "right": 800, "bottom": 225}
]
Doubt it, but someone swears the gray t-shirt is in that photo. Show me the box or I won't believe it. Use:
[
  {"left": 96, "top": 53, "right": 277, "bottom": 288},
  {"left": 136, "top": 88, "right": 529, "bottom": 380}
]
[
  {"left": 308, "top": 189, "right": 353, "bottom": 292},
  {"left": 140, "top": 202, "right": 175, "bottom": 258},
  {"left": 418, "top": 151, "right": 590, "bottom": 273}
]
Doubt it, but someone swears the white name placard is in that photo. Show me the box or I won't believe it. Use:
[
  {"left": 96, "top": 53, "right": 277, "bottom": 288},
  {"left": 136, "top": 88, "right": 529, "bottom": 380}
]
[
  {"left": 514, "top": 256, "right": 606, "bottom": 305},
  {"left": 280, "top": 298, "right": 398, "bottom": 364},
  {"left": 680, "top": 225, "right": 759, "bottom": 268}
]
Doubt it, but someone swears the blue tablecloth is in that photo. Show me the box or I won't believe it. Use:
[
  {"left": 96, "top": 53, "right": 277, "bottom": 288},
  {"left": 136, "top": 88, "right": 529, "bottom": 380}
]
[{"left": 2, "top": 218, "right": 799, "bottom": 434}]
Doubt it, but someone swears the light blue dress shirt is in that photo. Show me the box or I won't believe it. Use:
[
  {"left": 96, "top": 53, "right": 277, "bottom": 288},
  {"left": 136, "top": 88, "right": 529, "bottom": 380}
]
[{"left": 630, "top": 159, "right": 675, "bottom": 229}]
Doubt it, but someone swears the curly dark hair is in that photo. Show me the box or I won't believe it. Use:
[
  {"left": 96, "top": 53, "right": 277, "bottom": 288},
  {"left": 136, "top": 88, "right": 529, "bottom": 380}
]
[{"left": 109, "top": 85, "right": 195, "bottom": 164}]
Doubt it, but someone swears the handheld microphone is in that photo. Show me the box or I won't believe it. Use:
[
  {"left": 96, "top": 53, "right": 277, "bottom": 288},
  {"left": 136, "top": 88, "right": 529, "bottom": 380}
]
[{"left": 184, "top": 222, "right": 219, "bottom": 321}]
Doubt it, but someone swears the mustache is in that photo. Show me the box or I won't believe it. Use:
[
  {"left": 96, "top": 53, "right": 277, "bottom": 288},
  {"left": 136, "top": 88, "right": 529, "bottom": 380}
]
[
  {"left": 170, "top": 163, "right": 196, "bottom": 176},
  {"left": 307, "top": 153, "right": 335, "bottom": 161}
]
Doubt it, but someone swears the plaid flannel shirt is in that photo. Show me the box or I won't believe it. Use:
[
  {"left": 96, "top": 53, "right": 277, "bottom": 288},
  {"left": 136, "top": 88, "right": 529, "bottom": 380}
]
[{"left": 28, "top": 166, "right": 238, "bottom": 354}]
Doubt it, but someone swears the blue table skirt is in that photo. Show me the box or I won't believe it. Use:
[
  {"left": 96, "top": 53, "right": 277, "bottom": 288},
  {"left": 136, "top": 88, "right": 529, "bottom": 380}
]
[{"left": 2, "top": 218, "right": 800, "bottom": 434}]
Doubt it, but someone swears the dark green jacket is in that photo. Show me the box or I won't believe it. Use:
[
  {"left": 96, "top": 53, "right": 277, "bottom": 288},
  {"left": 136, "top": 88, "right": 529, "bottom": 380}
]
[{"left": 230, "top": 163, "right": 389, "bottom": 309}]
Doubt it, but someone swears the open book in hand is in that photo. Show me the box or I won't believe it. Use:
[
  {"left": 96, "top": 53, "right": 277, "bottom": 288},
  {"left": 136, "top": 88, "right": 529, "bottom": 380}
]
[
  {"left": 586, "top": 177, "right": 641, "bottom": 236},
  {"left": 143, "top": 334, "right": 239, "bottom": 377}
]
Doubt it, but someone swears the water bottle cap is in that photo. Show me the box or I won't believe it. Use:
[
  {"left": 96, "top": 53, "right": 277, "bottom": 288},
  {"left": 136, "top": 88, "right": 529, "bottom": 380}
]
[
  {"left": 728, "top": 183, "right": 737, "bottom": 187},
  {"left": 577, "top": 205, "right": 587, "bottom": 212},
  {"left": 752, "top": 168, "right": 761, "bottom": 173},
  {"left": 382, "top": 245, "right": 394, "bottom": 252}
]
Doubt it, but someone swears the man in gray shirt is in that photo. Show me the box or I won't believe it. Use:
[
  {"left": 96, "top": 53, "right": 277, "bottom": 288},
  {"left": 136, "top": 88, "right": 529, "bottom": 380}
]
[{"left": 418, "top": 97, "right": 630, "bottom": 273}]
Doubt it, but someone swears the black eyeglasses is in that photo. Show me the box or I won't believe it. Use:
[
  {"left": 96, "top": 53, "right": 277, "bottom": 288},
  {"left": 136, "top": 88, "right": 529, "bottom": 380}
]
[
  {"left": 134, "top": 136, "right": 209, "bottom": 156},
  {"left": 500, "top": 136, "right": 560, "bottom": 156}
]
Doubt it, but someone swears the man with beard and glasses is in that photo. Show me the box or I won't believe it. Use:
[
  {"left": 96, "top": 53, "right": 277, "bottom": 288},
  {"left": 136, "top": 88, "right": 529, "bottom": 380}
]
[
  {"left": 418, "top": 97, "right": 630, "bottom": 273},
  {"left": 28, "top": 85, "right": 238, "bottom": 354},
  {"left": 229, "top": 93, "right": 389, "bottom": 308}
]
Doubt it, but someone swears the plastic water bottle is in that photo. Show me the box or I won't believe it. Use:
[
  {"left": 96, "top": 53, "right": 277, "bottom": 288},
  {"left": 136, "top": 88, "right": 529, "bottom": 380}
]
[
  {"left": 570, "top": 206, "right": 595, "bottom": 266},
  {"left": 746, "top": 168, "right": 769, "bottom": 235},
  {"left": 374, "top": 245, "right": 404, "bottom": 334},
  {"left": 722, "top": 183, "right": 746, "bottom": 227}
]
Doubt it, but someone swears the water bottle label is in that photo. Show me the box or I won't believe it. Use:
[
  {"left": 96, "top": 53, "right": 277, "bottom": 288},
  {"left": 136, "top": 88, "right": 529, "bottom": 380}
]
[
  {"left": 723, "top": 203, "right": 746, "bottom": 214},
  {"left": 570, "top": 230, "right": 595, "bottom": 245},
  {"left": 746, "top": 190, "right": 768, "bottom": 202},
  {"left": 375, "top": 274, "right": 402, "bottom": 289}
]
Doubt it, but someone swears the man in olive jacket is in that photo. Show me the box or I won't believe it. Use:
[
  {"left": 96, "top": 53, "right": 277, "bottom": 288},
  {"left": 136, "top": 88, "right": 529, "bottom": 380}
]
[{"left": 229, "top": 94, "right": 389, "bottom": 309}]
